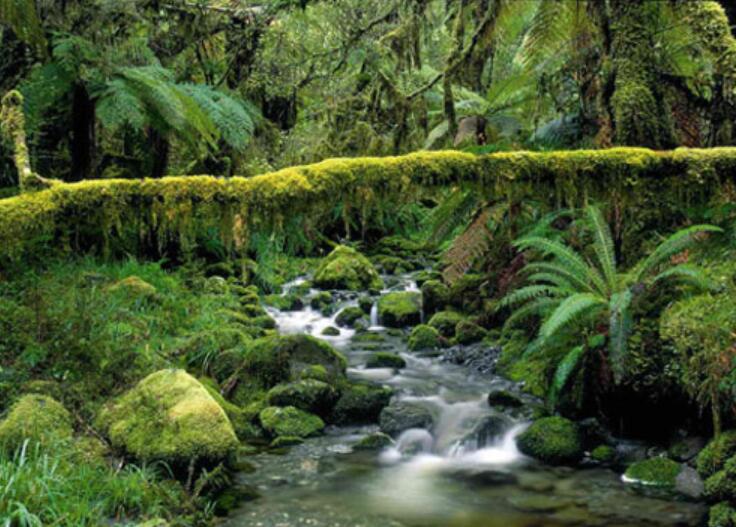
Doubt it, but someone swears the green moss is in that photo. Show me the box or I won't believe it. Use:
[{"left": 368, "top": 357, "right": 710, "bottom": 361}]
[
  {"left": 377, "top": 292, "right": 422, "bottom": 328},
  {"left": 330, "top": 381, "right": 393, "bottom": 425},
  {"left": 200, "top": 377, "right": 261, "bottom": 440},
  {"left": 365, "top": 352, "right": 406, "bottom": 369},
  {"left": 96, "top": 369, "right": 238, "bottom": 464},
  {"left": 264, "top": 293, "right": 303, "bottom": 311},
  {"left": 421, "top": 279, "right": 449, "bottom": 316},
  {"left": 590, "top": 445, "right": 616, "bottom": 464},
  {"left": 516, "top": 416, "right": 583, "bottom": 465},
  {"left": 300, "top": 364, "right": 330, "bottom": 382},
  {"left": 321, "top": 326, "right": 340, "bottom": 336},
  {"left": 624, "top": 458, "right": 682, "bottom": 488},
  {"left": 698, "top": 431, "right": 736, "bottom": 478},
  {"left": 408, "top": 324, "right": 441, "bottom": 351},
  {"left": 455, "top": 320, "right": 486, "bottom": 345},
  {"left": 313, "top": 246, "right": 383, "bottom": 291},
  {"left": 258, "top": 406, "right": 324, "bottom": 438},
  {"left": 428, "top": 310, "right": 465, "bottom": 338},
  {"left": 709, "top": 502, "right": 736, "bottom": 527},
  {"left": 0, "top": 394, "right": 73, "bottom": 451},
  {"left": 335, "top": 306, "right": 366, "bottom": 328},
  {"left": 372, "top": 255, "right": 409, "bottom": 275},
  {"left": 108, "top": 276, "right": 157, "bottom": 300},
  {"left": 310, "top": 291, "right": 333, "bottom": 312},
  {"left": 354, "top": 432, "right": 393, "bottom": 450},
  {"left": 266, "top": 379, "right": 337, "bottom": 417}
]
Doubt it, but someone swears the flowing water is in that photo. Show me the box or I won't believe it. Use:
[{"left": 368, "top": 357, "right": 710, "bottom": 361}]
[{"left": 227, "top": 274, "right": 707, "bottom": 527}]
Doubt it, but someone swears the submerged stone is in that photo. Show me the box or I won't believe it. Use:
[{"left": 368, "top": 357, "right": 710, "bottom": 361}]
[
  {"left": 365, "top": 352, "right": 406, "bottom": 369},
  {"left": 379, "top": 402, "right": 433, "bottom": 437},
  {"left": 330, "top": 382, "right": 393, "bottom": 425},
  {"left": 354, "top": 432, "right": 393, "bottom": 450},
  {"left": 97, "top": 369, "right": 238, "bottom": 464}
]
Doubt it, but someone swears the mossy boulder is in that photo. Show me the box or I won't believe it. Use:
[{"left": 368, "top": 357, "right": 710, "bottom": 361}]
[
  {"left": 199, "top": 378, "right": 262, "bottom": 441},
  {"left": 321, "top": 326, "right": 340, "bottom": 336},
  {"left": 239, "top": 334, "right": 347, "bottom": 395},
  {"left": 705, "top": 457, "right": 736, "bottom": 503},
  {"left": 428, "top": 310, "right": 465, "bottom": 338},
  {"left": 487, "top": 388, "right": 523, "bottom": 408},
  {"left": 310, "top": 291, "right": 334, "bottom": 313},
  {"left": 330, "top": 382, "right": 393, "bottom": 425},
  {"left": 379, "top": 402, "right": 434, "bottom": 437},
  {"left": 447, "top": 273, "right": 485, "bottom": 311},
  {"left": 421, "top": 280, "right": 449, "bottom": 316},
  {"left": 698, "top": 431, "right": 736, "bottom": 478},
  {"left": 300, "top": 364, "right": 330, "bottom": 382},
  {"left": 266, "top": 379, "right": 338, "bottom": 417},
  {"left": 335, "top": 306, "right": 366, "bottom": 328},
  {"left": 97, "top": 369, "right": 238, "bottom": 464},
  {"left": 377, "top": 292, "right": 422, "bottom": 328},
  {"left": 259, "top": 406, "right": 324, "bottom": 438},
  {"left": 365, "top": 352, "right": 406, "bottom": 369},
  {"left": 516, "top": 417, "right": 583, "bottom": 465},
  {"left": 354, "top": 432, "right": 393, "bottom": 450},
  {"left": 709, "top": 502, "right": 736, "bottom": 527},
  {"left": 408, "top": 324, "right": 441, "bottom": 351},
  {"left": 313, "top": 246, "right": 383, "bottom": 291},
  {"left": 455, "top": 320, "right": 487, "bottom": 345},
  {"left": 0, "top": 394, "right": 73, "bottom": 450},
  {"left": 264, "top": 293, "right": 304, "bottom": 311},
  {"left": 624, "top": 458, "right": 682, "bottom": 489},
  {"left": 373, "top": 255, "right": 410, "bottom": 275},
  {"left": 590, "top": 445, "right": 616, "bottom": 464}
]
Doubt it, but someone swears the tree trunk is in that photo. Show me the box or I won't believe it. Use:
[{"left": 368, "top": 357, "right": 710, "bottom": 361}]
[{"left": 70, "top": 84, "right": 96, "bottom": 181}]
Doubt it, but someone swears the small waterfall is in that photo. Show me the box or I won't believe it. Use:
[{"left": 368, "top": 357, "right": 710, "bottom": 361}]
[{"left": 370, "top": 302, "right": 379, "bottom": 327}]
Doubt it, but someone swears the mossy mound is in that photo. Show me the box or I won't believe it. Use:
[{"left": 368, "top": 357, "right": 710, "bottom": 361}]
[
  {"left": 590, "top": 445, "right": 616, "bottom": 464},
  {"left": 313, "top": 246, "right": 383, "bottom": 291},
  {"left": 310, "top": 291, "right": 334, "bottom": 312},
  {"left": 709, "top": 502, "right": 736, "bottom": 527},
  {"left": 421, "top": 280, "right": 449, "bottom": 316},
  {"left": 259, "top": 406, "right": 324, "bottom": 438},
  {"left": 264, "top": 293, "right": 303, "bottom": 311},
  {"left": 698, "top": 431, "right": 736, "bottom": 478},
  {"left": 408, "top": 324, "right": 441, "bottom": 351},
  {"left": 0, "top": 394, "right": 73, "bottom": 450},
  {"left": 354, "top": 432, "right": 393, "bottom": 450},
  {"left": 237, "top": 334, "right": 347, "bottom": 400},
  {"left": 377, "top": 292, "right": 422, "bottom": 328},
  {"left": 624, "top": 458, "right": 682, "bottom": 488},
  {"left": 266, "top": 379, "right": 338, "bottom": 417},
  {"left": 335, "top": 306, "right": 366, "bottom": 328},
  {"left": 97, "top": 369, "right": 238, "bottom": 464},
  {"left": 321, "top": 326, "right": 340, "bottom": 336},
  {"left": 330, "top": 382, "right": 393, "bottom": 425},
  {"left": 516, "top": 417, "right": 583, "bottom": 465},
  {"left": 365, "top": 352, "right": 406, "bottom": 369},
  {"left": 455, "top": 320, "right": 487, "bottom": 345},
  {"left": 108, "top": 276, "right": 157, "bottom": 301},
  {"left": 428, "top": 311, "right": 465, "bottom": 338},
  {"left": 199, "top": 377, "right": 261, "bottom": 441},
  {"left": 705, "top": 457, "right": 736, "bottom": 503}
]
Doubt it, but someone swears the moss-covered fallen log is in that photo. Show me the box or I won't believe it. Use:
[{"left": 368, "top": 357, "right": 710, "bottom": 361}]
[{"left": 1, "top": 147, "right": 735, "bottom": 264}]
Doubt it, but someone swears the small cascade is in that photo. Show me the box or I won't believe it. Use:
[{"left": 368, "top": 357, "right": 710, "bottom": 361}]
[{"left": 369, "top": 302, "right": 379, "bottom": 327}]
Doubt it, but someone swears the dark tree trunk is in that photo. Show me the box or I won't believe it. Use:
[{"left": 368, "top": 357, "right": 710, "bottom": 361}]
[
  {"left": 70, "top": 84, "right": 96, "bottom": 181},
  {"left": 148, "top": 128, "right": 170, "bottom": 179}
]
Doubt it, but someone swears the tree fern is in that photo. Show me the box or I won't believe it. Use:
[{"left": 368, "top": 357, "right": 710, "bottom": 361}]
[
  {"left": 539, "top": 293, "right": 606, "bottom": 341},
  {"left": 548, "top": 344, "right": 585, "bottom": 410}
]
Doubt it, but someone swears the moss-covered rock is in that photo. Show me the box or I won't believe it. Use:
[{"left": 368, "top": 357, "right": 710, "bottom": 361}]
[
  {"left": 455, "top": 320, "right": 487, "bottom": 345},
  {"left": 313, "top": 246, "right": 383, "bottom": 291},
  {"left": 365, "top": 352, "right": 406, "bottom": 369},
  {"left": 698, "top": 431, "right": 736, "bottom": 478},
  {"left": 408, "top": 324, "right": 441, "bottom": 351},
  {"left": 264, "top": 293, "right": 304, "bottom": 311},
  {"left": 428, "top": 310, "right": 465, "bottom": 338},
  {"left": 487, "top": 388, "right": 523, "bottom": 408},
  {"left": 266, "top": 379, "right": 338, "bottom": 417},
  {"left": 354, "top": 432, "right": 393, "bottom": 450},
  {"left": 300, "top": 364, "right": 330, "bottom": 383},
  {"left": 330, "top": 382, "right": 393, "bottom": 425},
  {"left": 335, "top": 306, "right": 366, "bottom": 328},
  {"left": 310, "top": 291, "right": 333, "bottom": 312},
  {"left": 259, "top": 406, "right": 324, "bottom": 438},
  {"left": 421, "top": 280, "right": 449, "bottom": 316},
  {"left": 516, "top": 417, "right": 583, "bottom": 465},
  {"left": 624, "top": 458, "right": 682, "bottom": 488},
  {"left": 97, "top": 369, "right": 238, "bottom": 464},
  {"left": 321, "top": 326, "right": 340, "bottom": 336},
  {"left": 377, "top": 292, "right": 422, "bottom": 328},
  {"left": 200, "top": 378, "right": 262, "bottom": 441},
  {"left": 709, "top": 502, "right": 736, "bottom": 527},
  {"left": 373, "top": 255, "right": 410, "bottom": 275},
  {"left": 379, "top": 402, "right": 433, "bottom": 437},
  {"left": 447, "top": 274, "right": 485, "bottom": 311},
  {"left": 0, "top": 394, "right": 73, "bottom": 450},
  {"left": 704, "top": 457, "right": 736, "bottom": 503},
  {"left": 238, "top": 335, "right": 348, "bottom": 398},
  {"left": 590, "top": 445, "right": 616, "bottom": 464}
]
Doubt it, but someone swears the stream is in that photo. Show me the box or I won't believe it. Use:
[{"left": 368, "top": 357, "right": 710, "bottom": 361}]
[{"left": 225, "top": 273, "right": 707, "bottom": 527}]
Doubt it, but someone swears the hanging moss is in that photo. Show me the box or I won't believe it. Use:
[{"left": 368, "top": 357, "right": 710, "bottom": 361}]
[{"left": 1, "top": 148, "right": 736, "bottom": 265}]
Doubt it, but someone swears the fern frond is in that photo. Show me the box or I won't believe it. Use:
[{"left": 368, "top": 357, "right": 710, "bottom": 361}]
[
  {"left": 523, "top": 261, "right": 596, "bottom": 295},
  {"left": 515, "top": 237, "right": 607, "bottom": 294},
  {"left": 651, "top": 264, "right": 716, "bottom": 291},
  {"left": 427, "top": 188, "right": 479, "bottom": 244},
  {"left": 503, "top": 296, "right": 559, "bottom": 330},
  {"left": 525, "top": 272, "right": 576, "bottom": 290},
  {"left": 608, "top": 290, "right": 633, "bottom": 384},
  {"left": 632, "top": 225, "right": 722, "bottom": 281},
  {"left": 548, "top": 345, "right": 586, "bottom": 410},
  {"left": 498, "top": 284, "right": 567, "bottom": 308},
  {"left": 585, "top": 205, "right": 617, "bottom": 290},
  {"left": 540, "top": 293, "right": 606, "bottom": 341}
]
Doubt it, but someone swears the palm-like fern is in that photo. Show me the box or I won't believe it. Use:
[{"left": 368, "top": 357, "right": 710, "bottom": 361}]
[{"left": 500, "top": 205, "right": 721, "bottom": 385}]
